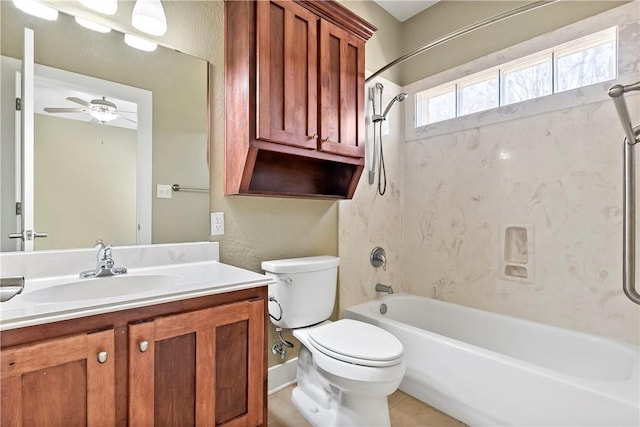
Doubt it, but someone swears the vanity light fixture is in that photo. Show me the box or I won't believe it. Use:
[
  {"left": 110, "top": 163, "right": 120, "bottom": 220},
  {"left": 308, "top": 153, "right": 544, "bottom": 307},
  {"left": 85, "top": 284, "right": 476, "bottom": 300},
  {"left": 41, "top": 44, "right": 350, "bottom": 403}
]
[
  {"left": 131, "top": 0, "right": 167, "bottom": 36},
  {"left": 74, "top": 16, "right": 112, "bottom": 33},
  {"left": 124, "top": 33, "right": 158, "bottom": 52},
  {"left": 12, "top": 0, "right": 58, "bottom": 20},
  {"left": 79, "top": 0, "right": 117, "bottom": 15}
]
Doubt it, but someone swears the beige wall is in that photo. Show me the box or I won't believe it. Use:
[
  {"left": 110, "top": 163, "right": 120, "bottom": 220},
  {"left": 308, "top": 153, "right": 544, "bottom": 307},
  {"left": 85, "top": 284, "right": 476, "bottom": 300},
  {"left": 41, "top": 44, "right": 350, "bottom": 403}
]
[
  {"left": 399, "top": 0, "right": 627, "bottom": 85},
  {"left": 34, "top": 115, "right": 137, "bottom": 250},
  {"left": 340, "top": 0, "right": 404, "bottom": 84}
]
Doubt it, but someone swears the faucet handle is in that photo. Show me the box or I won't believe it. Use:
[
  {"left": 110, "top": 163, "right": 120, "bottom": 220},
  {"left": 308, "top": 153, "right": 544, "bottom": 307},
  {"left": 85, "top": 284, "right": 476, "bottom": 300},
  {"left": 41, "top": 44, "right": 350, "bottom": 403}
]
[{"left": 370, "top": 247, "right": 387, "bottom": 271}]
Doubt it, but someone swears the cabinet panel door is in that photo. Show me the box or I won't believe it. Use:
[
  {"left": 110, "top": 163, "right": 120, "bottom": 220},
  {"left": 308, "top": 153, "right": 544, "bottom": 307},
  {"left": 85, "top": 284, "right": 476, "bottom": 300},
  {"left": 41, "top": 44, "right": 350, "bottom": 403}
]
[
  {"left": 129, "top": 299, "right": 264, "bottom": 426},
  {"left": 1, "top": 329, "right": 116, "bottom": 427},
  {"left": 319, "top": 19, "right": 365, "bottom": 158},
  {"left": 256, "top": 0, "right": 318, "bottom": 149}
]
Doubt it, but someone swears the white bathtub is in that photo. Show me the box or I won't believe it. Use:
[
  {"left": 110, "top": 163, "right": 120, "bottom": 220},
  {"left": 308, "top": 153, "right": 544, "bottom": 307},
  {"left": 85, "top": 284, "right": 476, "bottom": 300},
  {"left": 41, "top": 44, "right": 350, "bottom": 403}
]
[{"left": 343, "top": 294, "right": 639, "bottom": 426}]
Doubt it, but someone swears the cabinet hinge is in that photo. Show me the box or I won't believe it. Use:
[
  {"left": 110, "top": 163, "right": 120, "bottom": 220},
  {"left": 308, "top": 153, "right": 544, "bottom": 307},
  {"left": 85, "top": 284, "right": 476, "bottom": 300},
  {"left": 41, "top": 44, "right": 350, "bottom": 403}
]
[{"left": 16, "top": 97, "right": 21, "bottom": 111}]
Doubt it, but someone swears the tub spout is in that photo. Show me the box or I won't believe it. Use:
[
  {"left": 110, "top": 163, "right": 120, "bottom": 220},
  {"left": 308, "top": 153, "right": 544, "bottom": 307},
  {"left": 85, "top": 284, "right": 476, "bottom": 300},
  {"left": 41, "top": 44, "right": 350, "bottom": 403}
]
[{"left": 375, "top": 283, "right": 393, "bottom": 294}]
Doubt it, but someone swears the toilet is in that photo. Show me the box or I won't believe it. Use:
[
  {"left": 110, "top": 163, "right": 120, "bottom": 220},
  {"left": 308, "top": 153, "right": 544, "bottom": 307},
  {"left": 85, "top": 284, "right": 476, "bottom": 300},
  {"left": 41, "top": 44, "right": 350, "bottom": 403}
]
[{"left": 263, "top": 256, "right": 405, "bottom": 427}]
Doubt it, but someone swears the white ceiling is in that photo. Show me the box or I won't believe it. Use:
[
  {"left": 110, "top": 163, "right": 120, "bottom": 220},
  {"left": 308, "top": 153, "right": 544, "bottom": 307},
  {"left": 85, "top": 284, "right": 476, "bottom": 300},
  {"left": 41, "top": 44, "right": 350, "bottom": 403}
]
[{"left": 372, "top": 0, "right": 440, "bottom": 22}]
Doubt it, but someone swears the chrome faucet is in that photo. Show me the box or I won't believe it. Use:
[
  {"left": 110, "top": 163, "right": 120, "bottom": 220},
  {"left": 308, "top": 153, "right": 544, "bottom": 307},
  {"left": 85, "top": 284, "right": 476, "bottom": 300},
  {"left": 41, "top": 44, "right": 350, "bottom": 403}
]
[
  {"left": 375, "top": 283, "right": 393, "bottom": 294},
  {"left": 80, "top": 240, "right": 127, "bottom": 278}
]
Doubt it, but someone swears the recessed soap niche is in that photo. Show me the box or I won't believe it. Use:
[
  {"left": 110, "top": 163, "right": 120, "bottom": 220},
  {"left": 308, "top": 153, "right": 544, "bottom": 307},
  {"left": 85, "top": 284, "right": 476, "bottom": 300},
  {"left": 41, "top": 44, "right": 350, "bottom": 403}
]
[{"left": 500, "top": 224, "right": 534, "bottom": 283}]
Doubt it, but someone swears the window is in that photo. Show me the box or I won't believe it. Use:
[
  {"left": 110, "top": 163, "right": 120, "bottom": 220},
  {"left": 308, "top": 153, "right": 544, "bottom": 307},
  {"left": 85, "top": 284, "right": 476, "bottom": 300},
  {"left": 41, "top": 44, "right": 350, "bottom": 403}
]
[
  {"left": 416, "top": 83, "right": 455, "bottom": 126},
  {"left": 458, "top": 70, "right": 499, "bottom": 116},
  {"left": 415, "top": 27, "right": 617, "bottom": 127}
]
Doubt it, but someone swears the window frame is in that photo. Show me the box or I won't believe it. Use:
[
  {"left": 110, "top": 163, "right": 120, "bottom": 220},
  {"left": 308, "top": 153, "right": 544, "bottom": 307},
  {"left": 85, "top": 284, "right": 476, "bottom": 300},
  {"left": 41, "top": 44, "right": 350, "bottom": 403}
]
[{"left": 413, "top": 26, "right": 618, "bottom": 128}]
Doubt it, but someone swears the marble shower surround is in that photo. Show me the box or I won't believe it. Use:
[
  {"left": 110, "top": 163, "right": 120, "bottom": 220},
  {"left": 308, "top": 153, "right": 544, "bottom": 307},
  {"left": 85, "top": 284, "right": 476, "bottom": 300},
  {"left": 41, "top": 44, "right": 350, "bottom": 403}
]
[{"left": 403, "top": 95, "right": 640, "bottom": 344}]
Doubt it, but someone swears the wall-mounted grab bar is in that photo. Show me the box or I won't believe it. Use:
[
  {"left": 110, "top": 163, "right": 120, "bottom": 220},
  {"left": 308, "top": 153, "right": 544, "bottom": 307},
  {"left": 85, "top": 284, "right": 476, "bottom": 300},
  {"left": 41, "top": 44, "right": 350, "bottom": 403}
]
[
  {"left": 608, "top": 81, "right": 640, "bottom": 305},
  {"left": 171, "top": 184, "right": 209, "bottom": 193}
]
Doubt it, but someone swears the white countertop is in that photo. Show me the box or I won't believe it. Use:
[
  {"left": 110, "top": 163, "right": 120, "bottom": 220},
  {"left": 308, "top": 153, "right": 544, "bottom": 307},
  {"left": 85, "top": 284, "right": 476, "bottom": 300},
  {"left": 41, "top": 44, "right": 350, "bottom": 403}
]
[
  {"left": 1, "top": 260, "right": 272, "bottom": 331},
  {"left": 0, "top": 242, "right": 273, "bottom": 331}
]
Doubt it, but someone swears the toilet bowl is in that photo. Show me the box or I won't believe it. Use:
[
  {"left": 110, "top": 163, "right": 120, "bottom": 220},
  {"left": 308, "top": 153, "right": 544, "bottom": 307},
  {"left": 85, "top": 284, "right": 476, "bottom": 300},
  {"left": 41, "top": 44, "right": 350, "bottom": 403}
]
[{"left": 262, "top": 256, "right": 405, "bottom": 427}]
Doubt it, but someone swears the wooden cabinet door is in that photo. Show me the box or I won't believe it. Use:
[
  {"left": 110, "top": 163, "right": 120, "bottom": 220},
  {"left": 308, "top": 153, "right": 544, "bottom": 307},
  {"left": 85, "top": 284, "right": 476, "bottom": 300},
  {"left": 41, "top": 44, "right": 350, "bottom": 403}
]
[
  {"left": 256, "top": 0, "right": 318, "bottom": 149},
  {"left": 1, "top": 329, "right": 116, "bottom": 426},
  {"left": 319, "top": 19, "right": 366, "bottom": 158},
  {"left": 129, "top": 299, "right": 265, "bottom": 426}
]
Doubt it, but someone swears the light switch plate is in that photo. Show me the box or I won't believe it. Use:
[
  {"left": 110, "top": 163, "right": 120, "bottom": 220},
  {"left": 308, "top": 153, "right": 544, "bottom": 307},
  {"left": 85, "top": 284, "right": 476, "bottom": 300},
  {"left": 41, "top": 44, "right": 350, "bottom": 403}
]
[{"left": 157, "top": 184, "right": 172, "bottom": 199}]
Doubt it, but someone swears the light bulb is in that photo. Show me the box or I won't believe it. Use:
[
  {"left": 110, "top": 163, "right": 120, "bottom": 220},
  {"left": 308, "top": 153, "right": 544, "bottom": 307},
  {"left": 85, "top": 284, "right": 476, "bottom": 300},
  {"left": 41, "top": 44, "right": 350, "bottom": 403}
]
[
  {"left": 131, "top": 0, "right": 167, "bottom": 36},
  {"left": 12, "top": 0, "right": 58, "bottom": 20},
  {"left": 75, "top": 17, "right": 112, "bottom": 33},
  {"left": 124, "top": 34, "right": 157, "bottom": 52}
]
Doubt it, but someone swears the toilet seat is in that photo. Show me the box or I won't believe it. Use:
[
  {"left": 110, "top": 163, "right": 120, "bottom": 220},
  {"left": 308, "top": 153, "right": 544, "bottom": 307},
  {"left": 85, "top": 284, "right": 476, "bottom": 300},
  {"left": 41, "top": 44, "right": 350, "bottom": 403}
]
[{"left": 307, "top": 319, "right": 403, "bottom": 367}]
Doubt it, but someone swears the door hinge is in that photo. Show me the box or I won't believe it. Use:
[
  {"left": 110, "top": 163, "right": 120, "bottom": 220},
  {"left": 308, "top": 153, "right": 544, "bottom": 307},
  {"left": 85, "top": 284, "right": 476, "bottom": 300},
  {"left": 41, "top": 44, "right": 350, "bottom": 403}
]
[
  {"left": 15, "top": 202, "right": 21, "bottom": 215},
  {"left": 15, "top": 97, "right": 21, "bottom": 111}
]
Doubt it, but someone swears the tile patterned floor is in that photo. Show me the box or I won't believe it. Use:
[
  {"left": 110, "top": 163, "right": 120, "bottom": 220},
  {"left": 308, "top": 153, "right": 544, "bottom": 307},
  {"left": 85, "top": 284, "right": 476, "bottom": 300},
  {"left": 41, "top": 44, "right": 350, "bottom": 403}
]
[{"left": 268, "top": 384, "right": 466, "bottom": 427}]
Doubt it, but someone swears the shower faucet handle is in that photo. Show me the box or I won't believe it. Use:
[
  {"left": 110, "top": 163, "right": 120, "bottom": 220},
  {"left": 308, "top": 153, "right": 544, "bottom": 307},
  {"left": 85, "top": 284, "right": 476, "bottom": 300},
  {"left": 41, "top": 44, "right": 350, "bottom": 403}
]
[{"left": 370, "top": 247, "right": 387, "bottom": 271}]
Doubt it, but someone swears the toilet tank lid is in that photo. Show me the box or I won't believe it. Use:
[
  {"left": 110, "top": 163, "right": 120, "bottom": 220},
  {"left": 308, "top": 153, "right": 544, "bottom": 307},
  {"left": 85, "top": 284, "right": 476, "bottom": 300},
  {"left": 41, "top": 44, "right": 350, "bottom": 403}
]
[{"left": 262, "top": 256, "right": 339, "bottom": 274}]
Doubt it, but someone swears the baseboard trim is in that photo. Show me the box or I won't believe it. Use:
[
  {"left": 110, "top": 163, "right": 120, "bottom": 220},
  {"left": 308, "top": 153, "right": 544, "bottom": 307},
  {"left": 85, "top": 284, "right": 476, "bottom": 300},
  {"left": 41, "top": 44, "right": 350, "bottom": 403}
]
[{"left": 268, "top": 357, "right": 298, "bottom": 395}]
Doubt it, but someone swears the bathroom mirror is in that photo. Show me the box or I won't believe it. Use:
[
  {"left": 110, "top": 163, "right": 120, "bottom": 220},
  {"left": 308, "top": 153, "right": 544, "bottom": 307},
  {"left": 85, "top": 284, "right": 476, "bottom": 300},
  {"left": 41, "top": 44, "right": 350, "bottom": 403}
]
[{"left": 0, "top": 2, "right": 210, "bottom": 252}]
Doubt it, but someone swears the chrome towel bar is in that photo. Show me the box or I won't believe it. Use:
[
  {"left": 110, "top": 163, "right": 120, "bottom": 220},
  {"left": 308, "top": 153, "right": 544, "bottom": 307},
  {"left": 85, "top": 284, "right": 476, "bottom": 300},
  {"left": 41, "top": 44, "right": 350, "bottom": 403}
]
[
  {"left": 171, "top": 184, "right": 209, "bottom": 193},
  {"left": 609, "top": 81, "right": 640, "bottom": 305}
]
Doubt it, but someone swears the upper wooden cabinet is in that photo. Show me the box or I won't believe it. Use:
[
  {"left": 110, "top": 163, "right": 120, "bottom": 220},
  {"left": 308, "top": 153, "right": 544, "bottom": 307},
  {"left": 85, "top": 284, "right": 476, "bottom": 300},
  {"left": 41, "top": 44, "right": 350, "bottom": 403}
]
[
  {"left": 225, "top": 0, "right": 375, "bottom": 199},
  {"left": 318, "top": 19, "right": 365, "bottom": 158},
  {"left": 256, "top": 0, "right": 318, "bottom": 150}
]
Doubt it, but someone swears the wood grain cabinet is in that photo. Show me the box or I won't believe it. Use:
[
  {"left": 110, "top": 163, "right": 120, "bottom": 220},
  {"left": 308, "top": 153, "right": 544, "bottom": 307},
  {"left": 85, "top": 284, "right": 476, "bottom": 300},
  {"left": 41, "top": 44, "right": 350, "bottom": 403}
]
[
  {"left": 1, "top": 329, "right": 116, "bottom": 426},
  {"left": 128, "top": 299, "right": 264, "bottom": 426},
  {"left": 0, "top": 287, "right": 267, "bottom": 427},
  {"left": 226, "top": 0, "right": 375, "bottom": 199}
]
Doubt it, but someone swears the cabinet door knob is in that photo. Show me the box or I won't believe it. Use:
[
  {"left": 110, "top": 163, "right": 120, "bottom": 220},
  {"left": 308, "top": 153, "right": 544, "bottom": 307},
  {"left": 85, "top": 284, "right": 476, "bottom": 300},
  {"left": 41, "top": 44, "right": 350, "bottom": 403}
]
[
  {"left": 309, "top": 134, "right": 318, "bottom": 140},
  {"left": 97, "top": 351, "right": 108, "bottom": 364},
  {"left": 139, "top": 341, "right": 149, "bottom": 352},
  {"left": 321, "top": 137, "right": 331, "bottom": 143}
]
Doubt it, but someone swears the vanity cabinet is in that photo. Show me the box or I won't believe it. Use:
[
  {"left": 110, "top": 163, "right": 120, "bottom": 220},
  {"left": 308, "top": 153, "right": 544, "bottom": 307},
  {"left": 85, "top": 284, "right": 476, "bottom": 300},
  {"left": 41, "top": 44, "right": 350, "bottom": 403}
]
[
  {"left": 226, "top": 0, "right": 376, "bottom": 199},
  {"left": 128, "top": 299, "right": 264, "bottom": 426},
  {"left": 1, "top": 329, "right": 116, "bottom": 426},
  {"left": 0, "top": 287, "right": 267, "bottom": 426}
]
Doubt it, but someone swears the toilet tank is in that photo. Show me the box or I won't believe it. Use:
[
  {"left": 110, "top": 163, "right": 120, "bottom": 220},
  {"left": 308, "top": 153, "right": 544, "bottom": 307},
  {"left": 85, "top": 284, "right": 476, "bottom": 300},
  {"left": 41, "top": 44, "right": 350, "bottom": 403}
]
[{"left": 262, "top": 256, "right": 339, "bottom": 329}]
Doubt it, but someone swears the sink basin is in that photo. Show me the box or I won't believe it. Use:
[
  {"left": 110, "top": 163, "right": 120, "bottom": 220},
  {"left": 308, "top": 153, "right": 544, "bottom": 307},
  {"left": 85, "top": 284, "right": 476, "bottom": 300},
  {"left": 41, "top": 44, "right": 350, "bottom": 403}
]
[{"left": 22, "top": 274, "right": 179, "bottom": 303}]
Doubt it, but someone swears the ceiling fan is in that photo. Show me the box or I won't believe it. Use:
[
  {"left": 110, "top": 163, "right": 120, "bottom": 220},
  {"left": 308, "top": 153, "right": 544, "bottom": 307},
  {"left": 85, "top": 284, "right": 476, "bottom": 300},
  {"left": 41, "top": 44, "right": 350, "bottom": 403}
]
[{"left": 44, "top": 96, "right": 136, "bottom": 124}]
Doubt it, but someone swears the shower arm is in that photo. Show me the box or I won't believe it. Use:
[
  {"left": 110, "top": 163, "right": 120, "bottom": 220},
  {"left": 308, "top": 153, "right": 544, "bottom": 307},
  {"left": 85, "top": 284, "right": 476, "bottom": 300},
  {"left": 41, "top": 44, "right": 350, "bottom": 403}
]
[
  {"left": 365, "top": 0, "right": 557, "bottom": 83},
  {"left": 609, "top": 81, "right": 640, "bottom": 305}
]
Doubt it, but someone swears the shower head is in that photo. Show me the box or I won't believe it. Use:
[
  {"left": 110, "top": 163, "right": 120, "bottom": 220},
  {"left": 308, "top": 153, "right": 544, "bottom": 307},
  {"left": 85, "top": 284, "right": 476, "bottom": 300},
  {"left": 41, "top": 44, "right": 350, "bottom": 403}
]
[{"left": 381, "top": 92, "right": 407, "bottom": 120}]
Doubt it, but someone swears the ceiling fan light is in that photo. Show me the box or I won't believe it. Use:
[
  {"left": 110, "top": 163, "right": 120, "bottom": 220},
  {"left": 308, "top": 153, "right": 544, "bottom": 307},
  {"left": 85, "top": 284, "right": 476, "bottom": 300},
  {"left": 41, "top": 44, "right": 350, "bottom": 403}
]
[
  {"left": 90, "top": 110, "right": 118, "bottom": 123},
  {"left": 12, "top": 0, "right": 58, "bottom": 21},
  {"left": 131, "top": 0, "right": 167, "bottom": 36},
  {"left": 79, "top": 0, "right": 117, "bottom": 16},
  {"left": 124, "top": 33, "right": 157, "bottom": 52},
  {"left": 74, "top": 16, "right": 112, "bottom": 33}
]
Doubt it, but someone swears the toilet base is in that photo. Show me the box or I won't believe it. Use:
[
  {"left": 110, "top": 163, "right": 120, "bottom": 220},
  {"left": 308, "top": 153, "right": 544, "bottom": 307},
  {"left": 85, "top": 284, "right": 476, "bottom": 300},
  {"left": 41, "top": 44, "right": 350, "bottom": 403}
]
[{"left": 292, "top": 384, "right": 391, "bottom": 427}]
